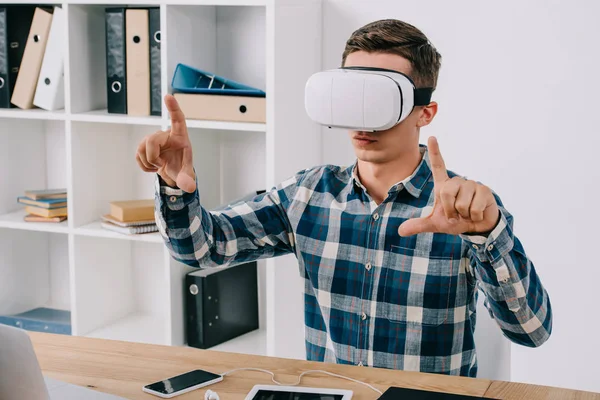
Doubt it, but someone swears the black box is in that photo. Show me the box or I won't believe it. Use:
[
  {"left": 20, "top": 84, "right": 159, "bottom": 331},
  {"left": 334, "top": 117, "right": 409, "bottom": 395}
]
[{"left": 185, "top": 261, "right": 259, "bottom": 349}]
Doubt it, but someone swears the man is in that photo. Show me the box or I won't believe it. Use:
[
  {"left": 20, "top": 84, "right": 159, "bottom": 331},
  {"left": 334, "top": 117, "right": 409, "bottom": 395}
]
[{"left": 136, "top": 19, "right": 551, "bottom": 377}]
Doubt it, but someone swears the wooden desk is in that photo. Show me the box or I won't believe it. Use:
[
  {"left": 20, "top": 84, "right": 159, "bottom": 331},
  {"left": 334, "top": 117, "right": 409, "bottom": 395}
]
[{"left": 29, "top": 332, "right": 599, "bottom": 400}]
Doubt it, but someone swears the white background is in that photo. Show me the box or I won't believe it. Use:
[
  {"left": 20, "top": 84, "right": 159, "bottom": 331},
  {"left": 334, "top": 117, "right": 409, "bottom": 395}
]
[{"left": 318, "top": 0, "right": 600, "bottom": 394}]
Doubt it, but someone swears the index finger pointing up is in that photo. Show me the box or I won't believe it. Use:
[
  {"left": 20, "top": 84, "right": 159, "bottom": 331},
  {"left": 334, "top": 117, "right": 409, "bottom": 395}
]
[
  {"left": 165, "top": 94, "right": 188, "bottom": 136},
  {"left": 428, "top": 136, "right": 449, "bottom": 184}
]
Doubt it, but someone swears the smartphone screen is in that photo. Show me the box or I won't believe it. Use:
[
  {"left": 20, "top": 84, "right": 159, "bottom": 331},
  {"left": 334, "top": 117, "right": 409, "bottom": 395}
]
[{"left": 144, "top": 369, "right": 222, "bottom": 395}]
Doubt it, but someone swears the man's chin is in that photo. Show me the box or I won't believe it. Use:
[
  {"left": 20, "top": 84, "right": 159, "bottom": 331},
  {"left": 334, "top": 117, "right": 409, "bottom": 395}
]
[{"left": 354, "top": 149, "right": 386, "bottom": 164}]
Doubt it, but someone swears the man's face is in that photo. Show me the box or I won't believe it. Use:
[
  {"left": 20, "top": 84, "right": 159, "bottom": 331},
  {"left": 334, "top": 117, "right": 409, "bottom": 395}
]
[{"left": 344, "top": 51, "right": 429, "bottom": 164}]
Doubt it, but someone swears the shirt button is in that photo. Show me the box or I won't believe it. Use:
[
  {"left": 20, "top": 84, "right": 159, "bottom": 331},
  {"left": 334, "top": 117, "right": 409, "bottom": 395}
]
[
  {"left": 361, "top": 312, "right": 367, "bottom": 320},
  {"left": 487, "top": 244, "right": 494, "bottom": 251},
  {"left": 373, "top": 213, "right": 379, "bottom": 221},
  {"left": 169, "top": 196, "right": 177, "bottom": 202},
  {"left": 365, "top": 262, "right": 372, "bottom": 271}
]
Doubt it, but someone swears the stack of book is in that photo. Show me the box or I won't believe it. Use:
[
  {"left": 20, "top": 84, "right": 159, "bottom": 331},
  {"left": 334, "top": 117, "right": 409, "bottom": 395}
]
[
  {"left": 18, "top": 188, "right": 67, "bottom": 223},
  {"left": 101, "top": 199, "right": 158, "bottom": 235}
]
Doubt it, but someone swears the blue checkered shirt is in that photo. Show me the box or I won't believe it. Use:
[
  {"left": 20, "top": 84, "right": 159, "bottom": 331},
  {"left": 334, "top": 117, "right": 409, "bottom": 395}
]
[{"left": 154, "top": 146, "right": 552, "bottom": 377}]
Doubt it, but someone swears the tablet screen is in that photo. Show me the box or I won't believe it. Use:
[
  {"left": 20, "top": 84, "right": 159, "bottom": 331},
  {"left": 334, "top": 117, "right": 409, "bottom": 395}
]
[{"left": 249, "top": 389, "right": 344, "bottom": 400}]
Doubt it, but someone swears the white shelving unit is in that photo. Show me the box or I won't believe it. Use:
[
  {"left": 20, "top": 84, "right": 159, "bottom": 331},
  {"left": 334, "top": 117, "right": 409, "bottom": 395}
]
[{"left": 0, "top": 0, "right": 322, "bottom": 358}]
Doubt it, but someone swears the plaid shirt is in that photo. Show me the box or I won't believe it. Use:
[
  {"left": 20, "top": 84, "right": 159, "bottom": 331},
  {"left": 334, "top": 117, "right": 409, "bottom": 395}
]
[{"left": 154, "top": 145, "right": 552, "bottom": 377}]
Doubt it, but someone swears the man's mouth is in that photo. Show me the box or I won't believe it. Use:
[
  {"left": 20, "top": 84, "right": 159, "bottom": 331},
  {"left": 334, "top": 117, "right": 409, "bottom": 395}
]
[{"left": 353, "top": 135, "right": 377, "bottom": 145}]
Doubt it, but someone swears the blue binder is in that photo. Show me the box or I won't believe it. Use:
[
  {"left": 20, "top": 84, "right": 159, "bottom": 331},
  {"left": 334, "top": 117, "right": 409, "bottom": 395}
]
[
  {"left": 0, "top": 307, "right": 71, "bottom": 335},
  {"left": 171, "top": 63, "right": 265, "bottom": 97}
]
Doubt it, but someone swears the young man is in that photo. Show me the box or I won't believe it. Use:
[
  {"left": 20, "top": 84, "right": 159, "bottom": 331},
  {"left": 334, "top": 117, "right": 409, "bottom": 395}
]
[{"left": 136, "top": 19, "right": 551, "bottom": 377}]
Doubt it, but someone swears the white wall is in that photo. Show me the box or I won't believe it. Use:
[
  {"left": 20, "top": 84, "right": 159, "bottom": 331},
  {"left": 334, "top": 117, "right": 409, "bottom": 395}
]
[{"left": 320, "top": 0, "right": 600, "bottom": 393}]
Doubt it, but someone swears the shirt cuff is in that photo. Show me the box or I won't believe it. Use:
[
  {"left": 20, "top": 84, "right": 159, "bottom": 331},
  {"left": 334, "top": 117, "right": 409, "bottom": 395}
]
[
  {"left": 460, "top": 209, "right": 514, "bottom": 264},
  {"left": 155, "top": 173, "right": 198, "bottom": 211}
]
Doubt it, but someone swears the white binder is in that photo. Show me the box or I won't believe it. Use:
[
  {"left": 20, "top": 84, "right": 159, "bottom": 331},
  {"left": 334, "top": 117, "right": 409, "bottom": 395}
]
[{"left": 33, "top": 6, "right": 64, "bottom": 111}]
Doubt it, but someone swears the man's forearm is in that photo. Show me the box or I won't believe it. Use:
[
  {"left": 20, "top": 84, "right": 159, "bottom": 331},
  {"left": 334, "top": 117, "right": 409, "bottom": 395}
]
[
  {"left": 462, "top": 207, "right": 552, "bottom": 347},
  {"left": 154, "top": 172, "right": 300, "bottom": 269},
  {"left": 154, "top": 175, "right": 217, "bottom": 268}
]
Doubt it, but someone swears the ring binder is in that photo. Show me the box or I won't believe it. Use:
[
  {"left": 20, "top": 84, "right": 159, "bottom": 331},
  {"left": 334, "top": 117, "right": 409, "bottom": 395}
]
[{"left": 171, "top": 63, "right": 265, "bottom": 97}]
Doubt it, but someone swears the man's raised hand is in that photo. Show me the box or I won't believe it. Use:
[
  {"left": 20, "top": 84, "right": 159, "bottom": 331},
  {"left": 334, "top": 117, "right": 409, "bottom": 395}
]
[
  {"left": 398, "top": 136, "right": 499, "bottom": 237},
  {"left": 135, "top": 94, "right": 197, "bottom": 193}
]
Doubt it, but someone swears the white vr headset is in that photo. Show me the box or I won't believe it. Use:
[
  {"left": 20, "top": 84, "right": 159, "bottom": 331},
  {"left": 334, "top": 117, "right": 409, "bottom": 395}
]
[{"left": 304, "top": 66, "right": 434, "bottom": 132}]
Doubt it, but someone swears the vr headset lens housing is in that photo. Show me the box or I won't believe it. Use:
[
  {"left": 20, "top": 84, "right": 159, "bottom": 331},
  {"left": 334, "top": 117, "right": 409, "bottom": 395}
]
[{"left": 304, "top": 67, "right": 433, "bottom": 132}]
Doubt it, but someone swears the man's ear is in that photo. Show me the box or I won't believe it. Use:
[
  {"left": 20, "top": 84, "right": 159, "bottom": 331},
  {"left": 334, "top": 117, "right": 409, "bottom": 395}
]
[{"left": 417, "top": 101, "right": 438, "bottom": 127}]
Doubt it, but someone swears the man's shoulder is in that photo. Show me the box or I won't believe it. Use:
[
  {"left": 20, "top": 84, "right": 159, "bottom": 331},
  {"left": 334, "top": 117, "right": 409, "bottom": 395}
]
[{"left": 287, "top": 163, "right": 353, "bottom": 189}]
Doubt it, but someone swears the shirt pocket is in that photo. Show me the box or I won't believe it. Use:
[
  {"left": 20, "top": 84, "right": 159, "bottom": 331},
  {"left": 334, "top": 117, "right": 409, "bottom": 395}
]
[{"left": 380, "top": 244, "right": 460, "bottom": 327}]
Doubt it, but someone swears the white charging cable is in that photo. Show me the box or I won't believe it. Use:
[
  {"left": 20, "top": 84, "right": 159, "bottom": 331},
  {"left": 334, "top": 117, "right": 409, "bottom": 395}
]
[{"left": 220, "top": 367, "right": 383, "bottom": 395}]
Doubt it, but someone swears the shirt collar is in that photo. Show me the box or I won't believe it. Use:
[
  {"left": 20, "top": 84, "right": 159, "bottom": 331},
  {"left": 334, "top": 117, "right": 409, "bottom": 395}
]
[{"left": 349, "top": 144, "right": 432, "bottom": 198}]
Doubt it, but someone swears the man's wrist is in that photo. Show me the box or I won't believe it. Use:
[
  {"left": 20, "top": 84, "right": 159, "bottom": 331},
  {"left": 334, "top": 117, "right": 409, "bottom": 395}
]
[
  {"left": 157, "top": 173, "right": 178, "bottom": 189},
  {"left": 464, "top": 209, "right": 502, "bottom": 237},
  {"left": 155, "top": 173, "right": 199, "bottom": 212}
]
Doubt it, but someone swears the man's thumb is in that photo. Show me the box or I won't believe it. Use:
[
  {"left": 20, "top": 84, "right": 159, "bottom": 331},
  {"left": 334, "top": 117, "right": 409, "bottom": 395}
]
[
  {"left": 176, "top": 163, "right": 196, "bottom": 193},
  {"left": 398, "top": 218, "right": 433, "bottom": 237}
]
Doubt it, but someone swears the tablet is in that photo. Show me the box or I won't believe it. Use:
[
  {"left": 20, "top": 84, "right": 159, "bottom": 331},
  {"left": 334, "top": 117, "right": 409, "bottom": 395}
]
[{"left": 244, "top": 384, "right": 353, "bottom": 400}]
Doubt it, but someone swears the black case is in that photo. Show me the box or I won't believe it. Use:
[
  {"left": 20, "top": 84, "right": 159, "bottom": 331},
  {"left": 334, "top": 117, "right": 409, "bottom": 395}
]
[
  {"left": 378, "top": 387, "right": 493, "bottom": 399},
  {"left": 0, "top": 6, "right": 37, "bottom": 108},
  {"left": 185, "top": 261, "right": 259, "bottom": 349},
  {"left": 105, "top": 8, "right": 127, "bottom": 114}
]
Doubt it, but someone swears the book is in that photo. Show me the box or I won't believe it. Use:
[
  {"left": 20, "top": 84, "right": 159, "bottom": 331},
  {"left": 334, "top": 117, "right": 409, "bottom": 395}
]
[
  {"left": 24, "top": 214, "right": 67, "bottom": 223},
  {"left": 109, "top": 199, "right": 154, "bottom": 222},
  {"left": 101, "top": 214, "right": 155, "bottom": 227},
  {"left": 17, "top": 196, "right": 67, "bottom": 209},
  {"left": 24, "top": 188, "right": 66, "bottom": 200},
  {"left": 101, "top": 221, "right": 158, "bottom": 235},
  {"left": 25, "top": 205, "right": 67, "bottom": 218},
  {"left": 0, "top": 307, "right": 71, "bottom": 335}
]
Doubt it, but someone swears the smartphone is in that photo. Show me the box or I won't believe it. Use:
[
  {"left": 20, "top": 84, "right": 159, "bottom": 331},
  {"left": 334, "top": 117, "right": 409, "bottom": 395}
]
[{"left": 142, "top": 369, "right": 223, "bottom": 398}]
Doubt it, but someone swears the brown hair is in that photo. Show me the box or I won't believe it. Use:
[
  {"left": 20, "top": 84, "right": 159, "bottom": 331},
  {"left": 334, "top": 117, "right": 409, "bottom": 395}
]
[{"left": 341, "top": 19, "right": 442, "bottom": 90}]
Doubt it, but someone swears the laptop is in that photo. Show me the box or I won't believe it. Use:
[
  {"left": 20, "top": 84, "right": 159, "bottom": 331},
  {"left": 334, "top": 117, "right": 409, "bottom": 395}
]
[{"left": 0, "top": 323, "right": 126, "bottom": 399}]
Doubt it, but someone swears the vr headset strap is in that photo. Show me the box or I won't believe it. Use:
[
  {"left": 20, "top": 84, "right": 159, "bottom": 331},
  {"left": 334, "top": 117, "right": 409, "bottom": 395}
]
[{"left": 413, "top": 88, "right": 434, "bottom": 106}]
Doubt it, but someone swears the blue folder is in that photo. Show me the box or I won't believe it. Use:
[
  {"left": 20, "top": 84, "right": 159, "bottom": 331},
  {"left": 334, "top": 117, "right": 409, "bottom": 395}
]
[
  {"left": 171, "top": 63, "right": 266, "bottom": 97},
  {"left": 0, "top": 307, "right": 71, "bottom": 335}
]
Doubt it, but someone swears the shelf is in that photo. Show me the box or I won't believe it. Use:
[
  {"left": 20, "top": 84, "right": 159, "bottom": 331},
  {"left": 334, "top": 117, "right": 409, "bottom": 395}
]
[
  {"left": 185, "top": 118, "right": 266, "bottom": 132},
  {"left": 166, "top": 0, "right": 268, "bottom": 5},
  {"left": 68, "top": 0, "right": 161, "bottom": 4},
  {"left": 0, "top": 210, "right": 69, "bottom": 234},
  {"left": 0, "top": 0, "right": 322, "bottom": 361},
  {"left": 0, "top": 108, "right": 65, "bottom": 121},
  {"left": 72, "top": 236, "right": 170, "bottom": 345},
  {"left": 0, "top": 229, "right": 71, "bottom": 316},
  {"left": 69, "top": 110, "right": 163, "bottom": 126},
  {"left": 65, "top": 0, "right": 267, "bottom": 5},
  {"left": 85, "top": 313, "right": 166, "bottom": 345},
  {"left": 67, "top": 111, "right": 265, "bottom": 131},
  {"left": 208, "top": 328, "right": 267, "bottom": 356},
  {"left": 74, "top": 221, "right": 163, "bottom": 243}
]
